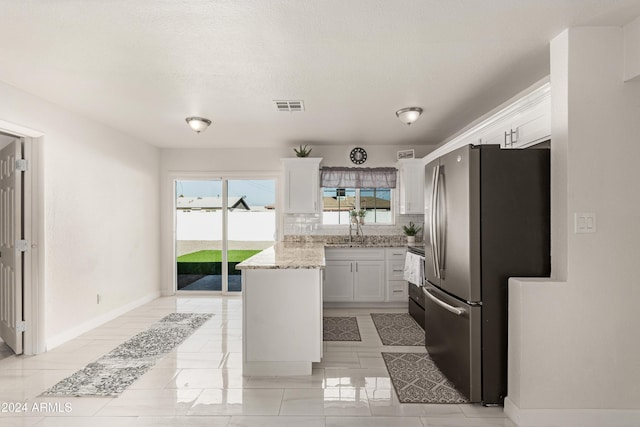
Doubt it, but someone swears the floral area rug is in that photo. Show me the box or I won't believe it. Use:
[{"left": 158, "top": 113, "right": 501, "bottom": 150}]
[
  {"left": 322, "top": 316, "right": 361, "bottom": 341},
  {"left": 41, "top": 312, "right": 213, "bottom": 397},
  {"left": 370, "top": 313, "right": 425, "bottom": 346},
  {"left": 382, "top": 352, "right": 468, "bottom": 403}
]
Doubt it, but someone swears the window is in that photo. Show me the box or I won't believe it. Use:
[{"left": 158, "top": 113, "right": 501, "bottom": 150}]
[{"left": 322, "top": 187, "right": 393, "bottom": 225}]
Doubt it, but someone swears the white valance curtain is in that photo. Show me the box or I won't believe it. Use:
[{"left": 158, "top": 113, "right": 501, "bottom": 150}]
[{"left": 320, "top": 167, "right": 397, "bottom": 188}]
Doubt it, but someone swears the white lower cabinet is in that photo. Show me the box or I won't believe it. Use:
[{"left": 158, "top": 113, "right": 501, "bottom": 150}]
[
  {"left": 385, "top": 248, "right": 408, "bottom": 302},
  {"left": 242, "top": 268, "right": 323, "bottom": 376},
  {"left": 324, "top": 248, "right": 385, "bottom": 302},
  {"left": 387, "top": 280, "right": 408, "bottom": 301},
  {"left": 323, "top": 260, "right": 354, "bottom": 302},
  {"left": 353, "top": 261, "right": 385, "bottom": 301},
  {"left": 324, "top": 247, "right": 408, "bottom": 303}
]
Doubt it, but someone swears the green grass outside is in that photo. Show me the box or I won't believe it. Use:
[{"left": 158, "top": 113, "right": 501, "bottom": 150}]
[{"left": 177, "top": 249, "right": 261, "bottom": 263}]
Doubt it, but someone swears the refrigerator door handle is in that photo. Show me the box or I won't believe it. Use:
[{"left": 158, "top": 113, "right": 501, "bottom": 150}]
[
  {"left": 423, "top": 288, "right": 466, "bottom": 316},
  {"left": 429, "top": 165, "right": 439, "bottom": 279},
  {"left": 436, "top": 164, "right": 445, "bottom": 279},
  {"left": 431, "top": 164, "right": 441, "bottom": 279}
]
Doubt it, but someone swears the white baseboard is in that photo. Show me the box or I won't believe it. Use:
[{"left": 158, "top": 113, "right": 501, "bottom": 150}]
[
  {"left": 46, "top": 291, "right": 161, "bottom": 350},
  {"left": 505, "top": 397, "right": 640, "bottom": 427}
]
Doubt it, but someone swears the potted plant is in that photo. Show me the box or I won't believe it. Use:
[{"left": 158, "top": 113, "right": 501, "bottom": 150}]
[
  {"left": 357, "top": 209, "right": 366, "bottom": 225},
  {"left": 293, "top": 144, "right": 312, "bottom": 157},
  {"left": 349, "top": 209, "right": 359, "bottom": 224},
  {"left": 402, "top": 221, "right": 422, "bottom": 244}
]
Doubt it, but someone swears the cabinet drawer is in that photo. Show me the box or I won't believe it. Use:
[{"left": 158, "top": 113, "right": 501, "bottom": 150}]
[
  {"left": 385, "top": 248, "right": 407, "bottom": 260},
  {"left": 387, "top": 261, "right": 405, "bottom": 280},
  {"left": 387, "top": 280, "right": 408, "bottom": 302}
]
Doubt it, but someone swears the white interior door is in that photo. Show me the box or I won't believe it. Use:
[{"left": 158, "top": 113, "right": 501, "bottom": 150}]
[{"left": 0, "top": 139, "right": 23, "bottom": 354}]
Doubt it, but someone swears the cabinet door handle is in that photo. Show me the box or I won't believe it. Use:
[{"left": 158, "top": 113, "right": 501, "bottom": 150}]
[
  {"left": 504, "top": 131, "right": 511, "bottom": 147},
  {"left": 355, "top": 262, "right": 358, "bottom": 272},
  {"left": 350, "top": 263, "right": 353, "bottom": 273}
]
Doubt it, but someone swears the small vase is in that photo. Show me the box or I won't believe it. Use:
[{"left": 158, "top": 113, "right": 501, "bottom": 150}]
[
  {"left": 359, "top": 217, "right": 365, "bottom": 225},
  {"left": 406, "top": 236, "right": 415, "bottom": 244}
]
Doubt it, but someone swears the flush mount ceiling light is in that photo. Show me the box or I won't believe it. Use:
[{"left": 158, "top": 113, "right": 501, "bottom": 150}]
[
  {"left": 185, "top": 116, "right": 212, "bottom": 133},
  {"left": 395, "top": 107, "right": 423, "bottom": 126}
]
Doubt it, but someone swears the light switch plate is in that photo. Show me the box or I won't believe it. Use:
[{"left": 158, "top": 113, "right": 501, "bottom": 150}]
[{"left": 574, "top": 212, "right": 596, "bottom": 233}]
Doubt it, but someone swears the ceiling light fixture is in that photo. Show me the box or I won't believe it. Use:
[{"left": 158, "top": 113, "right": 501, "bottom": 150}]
[
  {"left": 185, "top": 116, "right": 212, "bottom": 133},
  {"left": 395, "top": 107, "right": 423, "bottom": 126}
]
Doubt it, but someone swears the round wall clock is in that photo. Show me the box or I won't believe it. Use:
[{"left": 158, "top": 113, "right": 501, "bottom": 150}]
[{"left": 350, "top": 147, "right": 367, "bottom": 164}]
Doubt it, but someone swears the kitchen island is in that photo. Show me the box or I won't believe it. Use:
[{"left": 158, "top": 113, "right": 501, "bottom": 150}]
[{"left": 236, "top": 242, "right": 325, "bottom": 376}]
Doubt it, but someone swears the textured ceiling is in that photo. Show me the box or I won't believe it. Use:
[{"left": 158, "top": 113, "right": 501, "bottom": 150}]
[{"left": 1, "top": 0, "right": 639, "bottom": 149}]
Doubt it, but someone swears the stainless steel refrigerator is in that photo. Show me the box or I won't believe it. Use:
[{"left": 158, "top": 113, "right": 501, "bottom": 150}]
[{"left": 423, "top": 144, "right": 550, "bottom": 405}]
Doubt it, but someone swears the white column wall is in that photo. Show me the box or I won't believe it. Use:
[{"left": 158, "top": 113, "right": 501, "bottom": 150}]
[
  {"left": 0, "top": 81, "right": 161, "bottom": 349},
  {"left": 624, "top": 16, "right": 640, "bottom": 81},
  {"left": 507, "top": 26, "right": 640, "bottom": 426}
]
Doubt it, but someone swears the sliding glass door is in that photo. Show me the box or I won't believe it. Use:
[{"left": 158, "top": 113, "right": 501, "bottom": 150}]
[
  {"left": 175, "top": 180, "right": 224, "bottom": 291},
  {"left": 175, "top": 178, "right": 276, "bottom": 293},
  {"left": 226, "top": 179, "right": 276, "bottom": 292}
]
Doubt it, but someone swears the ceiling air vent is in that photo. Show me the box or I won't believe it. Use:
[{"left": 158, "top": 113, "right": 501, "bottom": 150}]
[{"left": 274, "top": 100, "right": 305, "bottom": 112}]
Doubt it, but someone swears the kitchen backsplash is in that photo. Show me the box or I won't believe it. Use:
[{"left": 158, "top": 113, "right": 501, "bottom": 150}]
[{"left": 283, "top": 213, "right": 424, "bottom": 240}]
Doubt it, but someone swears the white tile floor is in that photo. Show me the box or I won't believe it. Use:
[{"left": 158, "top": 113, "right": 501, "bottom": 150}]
[
  {"left": 0, "top": 296, "right": 514, "bottom": 426},
  {"left": 0, "top": 339, "right": 14, "bottom": 361}
]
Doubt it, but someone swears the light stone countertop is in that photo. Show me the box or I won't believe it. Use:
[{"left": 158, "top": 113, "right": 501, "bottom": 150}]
[
  {"left": 236, "top": 237, "right": 416, "bottom": 270},
  {"left": 235, "top": 242, "right": 326, "bottom": 270}
]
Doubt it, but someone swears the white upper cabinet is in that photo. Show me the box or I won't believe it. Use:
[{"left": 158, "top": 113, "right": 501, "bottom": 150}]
[
  {"left": 397, "top": 159, "right": 425, "bottom": 215},
  {"left": 506, "top": 94, "right": 551, "bottom": 149},
  {"left": 424, "top": 81, "right": 552, "bottom": 165},
  {"left": 282, "top": 158, "right": 322, "bottom": 214},
  {"left": 478, "top": 83, "right": 551, "bottom": 149}
]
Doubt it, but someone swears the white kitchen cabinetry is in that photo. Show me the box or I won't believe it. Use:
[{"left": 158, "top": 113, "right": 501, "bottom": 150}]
[
  {"left": 242, "top": 268, "right": 323, "bottom": 376},
  {"left": 478, "top": 85, "right": 551, "bottom": 149},
  {"left": 282, "top": 158, "right": 322, "bottom": 213},
  {"left": 324, "top": 248, "right": 385, "bottom": 302},
  {"left": 386, "top": 248, "right": 408, "bottom": 302},
  {"left": 353, "top": 261, "right": 385, "bottom": 301},
  {"left": 397, "top": 159, "right": 425, "bottom": 214},
  {"left": 505, "top": 95, "right": 551, "bottom": 149},
  {"left": 323, "top": 260, "right": 353, "bottom": 302},
  {"left": 424, "top": 81, "right": 551, "bottom": 166}
]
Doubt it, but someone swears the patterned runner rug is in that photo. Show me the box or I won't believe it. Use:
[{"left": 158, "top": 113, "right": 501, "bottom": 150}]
[
  {"left": 382, "top": 352, "right": 468, "bottom": 403},
  {"left": 41, "top": 312, "right": 213, "bottom": 397},
  {"left": 371, "top": 313, "right": 424, "bottom": 346},
  {"left": 323, "top": 316, "right": 361, "bottom": 341}
]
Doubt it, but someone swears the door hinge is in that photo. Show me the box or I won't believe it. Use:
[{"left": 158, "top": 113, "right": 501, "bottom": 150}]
[
  {"left": 16, "top": 240, "right": 29, "bottom": 252},
  {"left": 16, "top": 321, "right": 27, "bottom": 332},
  {"left": 15, "top": 159, "right": 28, "bottom": 172}
]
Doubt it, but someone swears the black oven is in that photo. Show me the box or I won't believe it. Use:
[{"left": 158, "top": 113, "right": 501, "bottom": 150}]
[{"left": 406, "top": 245, "right": 426, "bottom": 329}]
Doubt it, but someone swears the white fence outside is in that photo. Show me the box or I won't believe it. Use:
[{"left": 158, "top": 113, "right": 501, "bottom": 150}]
[{"left": 177, "top": 210, "right": 276, "bottom": 241}]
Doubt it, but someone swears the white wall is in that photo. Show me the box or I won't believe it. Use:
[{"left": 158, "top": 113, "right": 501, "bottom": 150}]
[
  {"left": 506, "top": 26, "right": 640, "bottom": 426},
  {"left": 0, "top": 81, "right": 161, "bottom": 349},
  {"left": 624, "top": 16, "right": 640, "bottom": 81}
]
